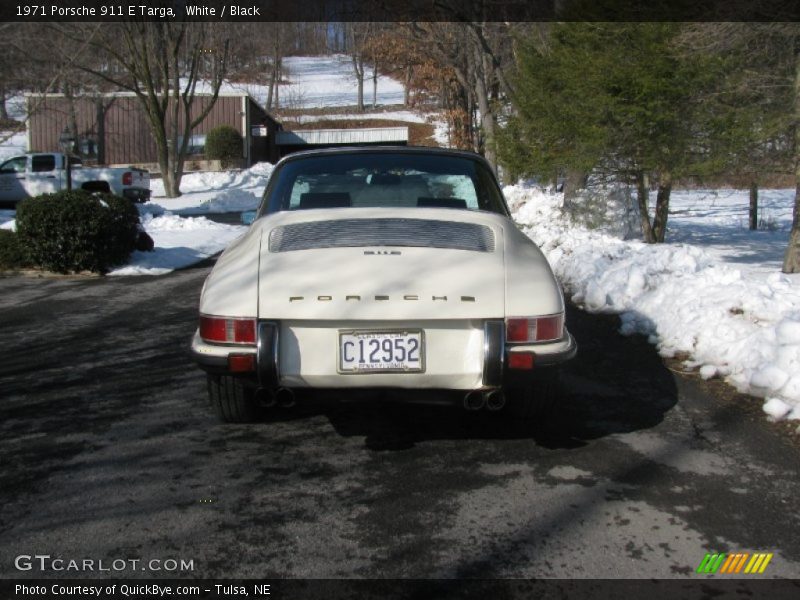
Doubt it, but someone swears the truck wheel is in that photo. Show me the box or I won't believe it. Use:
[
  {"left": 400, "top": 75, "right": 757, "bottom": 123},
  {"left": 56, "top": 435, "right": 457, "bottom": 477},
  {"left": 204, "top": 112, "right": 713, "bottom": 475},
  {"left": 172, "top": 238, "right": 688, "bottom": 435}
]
[
  {"left": 505, "top": 371, "right": 559, "bottom": 423},
  {"left": 207, "top": 375, "right": 259, "bottom": 423}
]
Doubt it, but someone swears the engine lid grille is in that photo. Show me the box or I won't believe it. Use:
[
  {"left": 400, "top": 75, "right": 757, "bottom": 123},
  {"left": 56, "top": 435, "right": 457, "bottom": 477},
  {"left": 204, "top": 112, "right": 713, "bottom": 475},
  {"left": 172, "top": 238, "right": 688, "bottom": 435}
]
[{"left": 268, "top": 218, "right": 495, "bottom": 253}]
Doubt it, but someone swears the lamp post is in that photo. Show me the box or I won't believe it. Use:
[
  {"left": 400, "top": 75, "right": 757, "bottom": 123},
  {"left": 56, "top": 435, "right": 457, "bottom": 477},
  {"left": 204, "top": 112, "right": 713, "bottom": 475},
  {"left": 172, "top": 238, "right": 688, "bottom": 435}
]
[{"left": 58, "top": 127, "right": 76, "bottom": 191}]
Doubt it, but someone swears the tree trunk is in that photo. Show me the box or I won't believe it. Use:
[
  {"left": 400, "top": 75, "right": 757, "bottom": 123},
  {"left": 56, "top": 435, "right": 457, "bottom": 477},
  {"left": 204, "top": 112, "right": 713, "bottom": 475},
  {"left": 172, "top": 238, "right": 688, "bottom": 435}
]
[
  {"left": 266, "top": 29, "right": 280, "bottom": 111},
  {"left": 0, "top": 85, "right": 8, "bottom": 121},
  {"left": 95, "top": 99, "right": 106, "bottom": 165},
  {"left": 782, "top": 46, "right": 800, "bottom": 273},
  {"left": 637, "top": 171, "right": 656, "bottom": 243},
  {"left": 749, "top": 180, "right": 759, "bottom": 230},
  {"left": 161, "top": 168, "right": 180, "bottom": 198},
  {"left": 784, "top": 182, "right": 800, "bottom": 273},
  {"left": 266, "top": 65, "right": 276, "bottom": 110},
  {"left": 563, "top": 168, "right": 588, "bottom": 204},
  {"left": 472, "top": 43, "right": 497, "bottom": 170},
  {"left": 652, "top": 171, "right": 672, "bottom": 243},
  {"left": 372, "top": 63, "right": 378, "bottom": 108},
  {"left": 404, "top": 66, "right": 412, "bottom": 107},
  {"left": 64, "top": 84, "right": 79, "bottom": 157}
]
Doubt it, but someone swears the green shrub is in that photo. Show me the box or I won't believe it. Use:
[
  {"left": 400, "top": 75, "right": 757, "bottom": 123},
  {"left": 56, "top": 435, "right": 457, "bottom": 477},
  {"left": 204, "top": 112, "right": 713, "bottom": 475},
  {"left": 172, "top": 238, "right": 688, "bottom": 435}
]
[
  {"left": 0, "top": 229, "right": 32, "bottom": 270},
  {"left": 16, "top": 190, "right": 140, "bottom": 274},
  {"left": 204, "top": 125, "right": 242, "bottom": 167}
]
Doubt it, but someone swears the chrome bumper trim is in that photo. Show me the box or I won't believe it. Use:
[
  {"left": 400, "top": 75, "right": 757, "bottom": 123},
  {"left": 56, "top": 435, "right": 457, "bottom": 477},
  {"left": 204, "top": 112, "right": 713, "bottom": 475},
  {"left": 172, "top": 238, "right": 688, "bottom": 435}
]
[
  {"left": 257, "top": 321, "right": 280, "bottom": 389},
  {"left": 482, "top": 320, "right": 505, "bottom": 387}
]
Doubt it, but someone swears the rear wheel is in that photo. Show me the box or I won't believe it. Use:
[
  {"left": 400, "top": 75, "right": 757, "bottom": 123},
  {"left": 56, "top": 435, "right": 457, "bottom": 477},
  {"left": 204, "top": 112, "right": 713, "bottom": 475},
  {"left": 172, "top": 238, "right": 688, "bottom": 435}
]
[
  {"left": 505, "top": 370, "right": 560, "bottom": 423},
  {"left": 207, "top": 375, "right": 259, "bottom": 423}
]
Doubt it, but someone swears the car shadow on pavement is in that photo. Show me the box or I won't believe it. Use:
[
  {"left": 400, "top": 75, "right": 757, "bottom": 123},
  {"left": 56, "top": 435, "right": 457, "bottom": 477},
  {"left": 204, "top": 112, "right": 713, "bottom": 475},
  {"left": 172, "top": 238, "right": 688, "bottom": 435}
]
[{"left": 258, "top": 303, "right": 678, "bottom": 452}]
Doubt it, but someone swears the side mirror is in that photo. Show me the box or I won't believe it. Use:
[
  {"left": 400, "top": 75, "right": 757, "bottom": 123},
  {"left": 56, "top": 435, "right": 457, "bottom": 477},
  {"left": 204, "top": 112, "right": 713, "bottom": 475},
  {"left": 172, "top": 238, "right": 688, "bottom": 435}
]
[{"left": 240, "top": 211, "right": 257, "bottom": 225}]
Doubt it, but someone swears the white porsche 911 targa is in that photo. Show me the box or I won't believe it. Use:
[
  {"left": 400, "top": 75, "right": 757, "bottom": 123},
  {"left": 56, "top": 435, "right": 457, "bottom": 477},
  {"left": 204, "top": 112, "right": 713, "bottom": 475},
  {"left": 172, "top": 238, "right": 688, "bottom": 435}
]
[{"left": 191, "top": 147, "right": 576, "bottom": 423}]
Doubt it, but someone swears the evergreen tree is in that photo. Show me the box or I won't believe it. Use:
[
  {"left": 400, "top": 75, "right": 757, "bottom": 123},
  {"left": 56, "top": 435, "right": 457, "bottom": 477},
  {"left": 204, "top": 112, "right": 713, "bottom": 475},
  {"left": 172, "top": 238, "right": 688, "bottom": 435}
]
[{"left": 499, "top": 23, "right": 719, "bottom": 243}]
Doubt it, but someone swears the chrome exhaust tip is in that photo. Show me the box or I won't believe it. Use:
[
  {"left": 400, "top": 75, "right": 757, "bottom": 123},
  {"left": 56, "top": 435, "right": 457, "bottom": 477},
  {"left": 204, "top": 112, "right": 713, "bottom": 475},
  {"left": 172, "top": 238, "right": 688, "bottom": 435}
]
[
  {"left": 485, "top": 389, "right": 506, "bottom": 411},
  {"left": 275, "top": 387, "right": 296, "bottom": 408},
  {"left": 463, "top": 390, "right": 486, "bottom": 411}
]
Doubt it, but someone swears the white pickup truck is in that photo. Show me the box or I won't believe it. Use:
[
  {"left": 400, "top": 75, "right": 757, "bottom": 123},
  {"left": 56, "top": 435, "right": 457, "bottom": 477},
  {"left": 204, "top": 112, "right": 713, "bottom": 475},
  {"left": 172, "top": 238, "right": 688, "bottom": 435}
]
[{"left": 0, "top": 153, "right": 150, "bottom": 206}]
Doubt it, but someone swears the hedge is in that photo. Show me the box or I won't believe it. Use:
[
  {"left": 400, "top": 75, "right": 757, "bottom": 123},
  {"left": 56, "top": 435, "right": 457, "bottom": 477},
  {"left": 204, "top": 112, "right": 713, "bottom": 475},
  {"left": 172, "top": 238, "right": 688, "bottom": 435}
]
[
  {"left": 0, "top": 229, "right": 31, "bottom": 271},
  {"left": 15, "top": 190, "right": 141, "bottom": 274},
  {"left": 204, "top": 125, "right": 243, "bottom": 167}
]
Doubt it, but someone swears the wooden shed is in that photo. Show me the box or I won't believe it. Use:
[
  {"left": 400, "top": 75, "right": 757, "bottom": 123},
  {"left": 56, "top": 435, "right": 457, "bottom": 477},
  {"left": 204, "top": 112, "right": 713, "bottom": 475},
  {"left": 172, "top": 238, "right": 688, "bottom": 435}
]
[{"left": 26, "top": 92, "right": 282, "bottom": 170}]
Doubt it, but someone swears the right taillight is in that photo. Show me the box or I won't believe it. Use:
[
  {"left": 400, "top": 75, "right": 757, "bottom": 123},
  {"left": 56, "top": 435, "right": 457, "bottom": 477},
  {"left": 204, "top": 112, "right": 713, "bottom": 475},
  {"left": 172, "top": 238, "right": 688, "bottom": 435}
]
[
  {"left": 506, "top": 314, "right": 564, "bottom": 343},
  {"left": 199, "top": 315, "right": 256, "bottom": 345}
]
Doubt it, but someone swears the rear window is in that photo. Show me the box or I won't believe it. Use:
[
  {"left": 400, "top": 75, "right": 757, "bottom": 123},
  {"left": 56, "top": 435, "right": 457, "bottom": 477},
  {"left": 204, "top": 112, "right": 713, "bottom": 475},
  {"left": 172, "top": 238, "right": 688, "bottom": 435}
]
[{"left": 263, "top": 152, "right": 508, "bottom": 215}]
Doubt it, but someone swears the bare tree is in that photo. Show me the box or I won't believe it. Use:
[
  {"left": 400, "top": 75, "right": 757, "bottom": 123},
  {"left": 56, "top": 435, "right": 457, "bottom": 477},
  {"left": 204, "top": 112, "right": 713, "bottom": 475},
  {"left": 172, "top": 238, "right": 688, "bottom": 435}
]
[
  {"left": 265, "top": 23, "right": 283, "bottom": 110},
  {"left": 60, "top": 22, "right": 230, "bottom": 197},
  {"left": 347, "top": 22, "right": 376, "bottom": 112},
  {"left": 680, "top": 23, "right": 800, "bottom": 272},
  {"left": 407, "top": 22, "right": 513, "bottom": 169}
]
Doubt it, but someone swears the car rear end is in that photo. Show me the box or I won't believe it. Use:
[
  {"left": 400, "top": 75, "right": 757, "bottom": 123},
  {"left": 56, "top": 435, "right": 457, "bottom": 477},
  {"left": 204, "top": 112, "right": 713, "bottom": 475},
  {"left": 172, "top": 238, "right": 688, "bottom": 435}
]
[{"left": 191, "top": 148, "right": 576, "bottom": 422}]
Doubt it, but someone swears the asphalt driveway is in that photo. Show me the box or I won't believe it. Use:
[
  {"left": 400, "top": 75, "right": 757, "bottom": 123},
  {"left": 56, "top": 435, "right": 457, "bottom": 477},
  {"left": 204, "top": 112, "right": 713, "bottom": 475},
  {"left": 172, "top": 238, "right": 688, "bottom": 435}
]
[{"left": 1, "top": 264, "right": 799, "bottom": 582}]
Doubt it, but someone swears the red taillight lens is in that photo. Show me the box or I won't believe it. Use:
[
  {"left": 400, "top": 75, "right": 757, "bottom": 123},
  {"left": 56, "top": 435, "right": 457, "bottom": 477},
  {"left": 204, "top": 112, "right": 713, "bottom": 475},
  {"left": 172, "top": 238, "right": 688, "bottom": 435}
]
[
  {"left": 506, "top": 318, "right": 530, "bottom": 342},
  {"left": 228, "top": 354, "right": 256, "bottom": 372},
  {"left": 536, "top": 314, "right": 564, "bottom": 342},
  {"left": 233, "top": 319, "right": 256, "bottom": 344},
  {"left": 199, "top": 315, "right": 256, "bottom": 344},
  {"left": 508, "top": 352, "right": 535, "bottom": 370},
  {"left": 506, "top": 314, "right": 564, "bottom": 343},
  {"left": 122, "top": 171, "right": 133, "bottom": 185}
]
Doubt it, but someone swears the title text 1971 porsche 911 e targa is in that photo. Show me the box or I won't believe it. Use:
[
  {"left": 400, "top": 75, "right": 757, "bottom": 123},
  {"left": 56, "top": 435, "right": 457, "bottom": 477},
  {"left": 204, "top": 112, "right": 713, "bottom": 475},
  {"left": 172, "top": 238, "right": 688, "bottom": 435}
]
[{"left": 191, "top": 147, "right": 576, "bottom": 423}]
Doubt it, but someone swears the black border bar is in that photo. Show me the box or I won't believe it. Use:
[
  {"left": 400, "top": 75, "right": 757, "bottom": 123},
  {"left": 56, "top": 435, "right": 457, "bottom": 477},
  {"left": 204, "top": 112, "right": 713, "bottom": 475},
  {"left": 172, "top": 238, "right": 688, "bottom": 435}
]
[
  {"left": 2, "top": 0, "right": 800, "bottom": 23},
  {"left": 3, "top": 579, "right": 800, "bottom": 600}
]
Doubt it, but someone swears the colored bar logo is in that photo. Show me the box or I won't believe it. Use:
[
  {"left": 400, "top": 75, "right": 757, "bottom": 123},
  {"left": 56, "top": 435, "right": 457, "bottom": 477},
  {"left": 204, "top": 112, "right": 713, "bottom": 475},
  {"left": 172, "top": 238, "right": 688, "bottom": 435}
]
[{"left": 696, "top": 552, "right": 773, "bottom": 574}]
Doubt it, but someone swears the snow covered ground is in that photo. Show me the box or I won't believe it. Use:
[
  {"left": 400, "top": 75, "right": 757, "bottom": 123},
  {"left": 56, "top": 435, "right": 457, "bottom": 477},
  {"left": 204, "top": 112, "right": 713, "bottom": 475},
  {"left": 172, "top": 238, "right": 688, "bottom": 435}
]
[
  {"left": 508, "top": 184, "right": 800, "bottom": 425},
  {"left": 200, "top": 55, "right": 406, "bottom": 109},
  {"left": 0, "top": 131, "right": 27, "bottom": 160},
  {"left": 107, "top": 213, "right": 244, "bottom": 276},
  {"left": 105, "top": 164, "right": 276, "bottom": 275}
]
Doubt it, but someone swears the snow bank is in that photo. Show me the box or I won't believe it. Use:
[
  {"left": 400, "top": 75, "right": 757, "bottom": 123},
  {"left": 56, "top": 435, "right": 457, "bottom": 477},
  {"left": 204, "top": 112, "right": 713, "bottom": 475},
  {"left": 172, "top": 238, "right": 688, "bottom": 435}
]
[
  {"left": 146, "top": 161, "right": 272, "bottom": 215},
  {"left": 108, "top": 212, "right": 245, "bottom": 276},
  {"left": 508, "top": 184, "right": 800, "bottom": 422},
  {"left": 0, "top": 211, "right": 16, "bottom": 231}
]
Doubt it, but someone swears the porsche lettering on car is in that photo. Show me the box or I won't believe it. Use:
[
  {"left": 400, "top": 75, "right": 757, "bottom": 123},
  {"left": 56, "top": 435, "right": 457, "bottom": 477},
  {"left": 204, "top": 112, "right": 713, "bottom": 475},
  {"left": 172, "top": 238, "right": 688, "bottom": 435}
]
[{"left": 191, "top": 147, "right": 576, "bottom": 423}]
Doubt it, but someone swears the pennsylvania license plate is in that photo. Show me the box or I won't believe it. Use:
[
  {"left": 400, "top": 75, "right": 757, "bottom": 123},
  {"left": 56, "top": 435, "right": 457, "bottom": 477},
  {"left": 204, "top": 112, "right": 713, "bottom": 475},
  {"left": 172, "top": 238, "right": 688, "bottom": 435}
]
[{"left": 338, "top": 330, "right": 424, "bottom": 373}]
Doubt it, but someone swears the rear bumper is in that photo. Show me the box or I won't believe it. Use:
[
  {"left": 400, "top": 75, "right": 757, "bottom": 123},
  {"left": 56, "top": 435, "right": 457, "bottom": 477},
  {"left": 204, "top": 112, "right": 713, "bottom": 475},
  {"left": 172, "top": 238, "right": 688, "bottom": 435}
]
[
  {"left": 191, "top": 320, "right": 576, "bottom": 390},
  {"left": 123, "top": 188, "right": 151, "bottom": 203}
]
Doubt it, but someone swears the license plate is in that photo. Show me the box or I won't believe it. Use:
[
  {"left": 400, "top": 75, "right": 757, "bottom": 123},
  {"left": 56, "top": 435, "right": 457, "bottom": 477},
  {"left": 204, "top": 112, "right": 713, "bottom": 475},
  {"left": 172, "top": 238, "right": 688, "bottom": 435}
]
[{"left": 338, "top": 330, "right": 424, "bottom": 373}]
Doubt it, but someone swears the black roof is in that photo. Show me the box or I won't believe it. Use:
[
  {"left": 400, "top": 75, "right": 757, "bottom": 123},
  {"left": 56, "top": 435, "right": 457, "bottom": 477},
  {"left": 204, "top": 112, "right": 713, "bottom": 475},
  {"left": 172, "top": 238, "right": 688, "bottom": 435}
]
[{"left": 273, "top": 145, "right": 490, "bottom": 167}]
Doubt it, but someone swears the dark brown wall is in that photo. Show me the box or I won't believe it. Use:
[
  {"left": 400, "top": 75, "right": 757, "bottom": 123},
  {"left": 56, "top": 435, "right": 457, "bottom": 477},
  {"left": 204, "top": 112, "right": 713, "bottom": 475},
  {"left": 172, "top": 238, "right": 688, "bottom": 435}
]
[{"left": 28, "top": 95, "right": 249, "bottom": 166}]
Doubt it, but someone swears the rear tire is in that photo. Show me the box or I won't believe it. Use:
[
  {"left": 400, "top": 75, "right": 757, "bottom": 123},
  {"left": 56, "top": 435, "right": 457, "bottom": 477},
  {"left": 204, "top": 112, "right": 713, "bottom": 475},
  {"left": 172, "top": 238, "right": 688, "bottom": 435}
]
[
  {"left": 505, "top": 371, "right": 559, "bottom": 423},
  {"left": 207, "top": 375, "right": 259, "bottom": 423}
]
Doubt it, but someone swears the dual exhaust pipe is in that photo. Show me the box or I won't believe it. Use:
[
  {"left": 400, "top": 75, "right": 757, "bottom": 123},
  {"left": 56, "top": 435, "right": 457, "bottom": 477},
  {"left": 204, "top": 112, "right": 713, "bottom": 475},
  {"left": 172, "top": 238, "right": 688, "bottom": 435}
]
[
  {"left": 260, "top": 387, "right": 504, "bottom": 412},
  {"left": 258, "top": 386, "right": 295, "bottom": 408},
  {"left": 463, "top": 389, "right": 506, "bottom": 412}
]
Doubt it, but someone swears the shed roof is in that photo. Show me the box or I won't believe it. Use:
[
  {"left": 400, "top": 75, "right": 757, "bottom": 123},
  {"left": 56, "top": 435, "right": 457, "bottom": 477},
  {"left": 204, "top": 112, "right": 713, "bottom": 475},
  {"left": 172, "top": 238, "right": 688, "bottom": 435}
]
[{"left": 276, "top": 127, "right": 409, "bottom": 146}]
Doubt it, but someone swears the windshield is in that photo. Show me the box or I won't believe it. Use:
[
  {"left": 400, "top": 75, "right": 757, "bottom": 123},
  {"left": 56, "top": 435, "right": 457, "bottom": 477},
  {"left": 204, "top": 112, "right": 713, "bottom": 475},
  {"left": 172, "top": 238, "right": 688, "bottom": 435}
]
[{"left": 261, "top": 152, "right": 509, "bottom": 216}]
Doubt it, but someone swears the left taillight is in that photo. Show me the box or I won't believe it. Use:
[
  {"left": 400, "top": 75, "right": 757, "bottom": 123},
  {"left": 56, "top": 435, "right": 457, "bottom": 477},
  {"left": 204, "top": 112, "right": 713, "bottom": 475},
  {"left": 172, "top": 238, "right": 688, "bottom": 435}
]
[
  {"left": 122, "top": 171, "right": 133, "bottom": 185},
  {"left": 199, "top": 315, "right": 256, "bottom": 345},
  {"left": 506, "top": 314, "right": 564, "bottom": 343}
]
